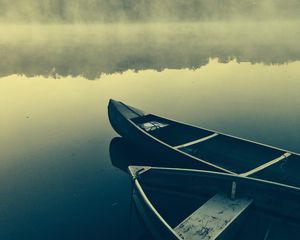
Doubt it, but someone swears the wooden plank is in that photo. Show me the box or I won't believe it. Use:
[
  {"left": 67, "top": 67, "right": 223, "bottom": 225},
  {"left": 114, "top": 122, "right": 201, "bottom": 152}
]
[
  {"left": 240, "top": 153, "right": 291, "bottom": 177},
  {"left": 174, "top": 133, "right": 219, "bottom": 149},
  {"left": 174, "top": 193, "right": 253, "bottom": 240}
]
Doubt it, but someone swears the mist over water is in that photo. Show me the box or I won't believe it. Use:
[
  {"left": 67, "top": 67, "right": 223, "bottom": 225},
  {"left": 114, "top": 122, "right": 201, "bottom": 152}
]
[
  {"left": 0, "top": 0, "right": 300, "bottom": 23},
  {"left": 1, "top": 21, "right": 300, "bottom": 79},
  {"left": 1, "top": 1, "right": 300, "bottom": 78}
]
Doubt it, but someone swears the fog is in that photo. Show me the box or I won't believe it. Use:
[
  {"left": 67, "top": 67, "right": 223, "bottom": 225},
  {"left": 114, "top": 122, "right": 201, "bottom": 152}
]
[
  {"left": 0, "top": 0, "right": 299, "bottom": 23},
  {"left": 0, "top": 1, "right": 299, "bottom": 79},
  {"left": 0, "top": 21, "right": 299, "bottom": 79}
]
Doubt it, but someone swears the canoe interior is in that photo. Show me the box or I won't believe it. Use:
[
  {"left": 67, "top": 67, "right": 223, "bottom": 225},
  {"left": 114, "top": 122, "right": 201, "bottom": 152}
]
[
  {"left": 141, "top": 185, "right": 212, "bottom": 228},
  {"left": 139, "top": 185, "right": 300, "bottom": 240},
  {"left": 134, "top": 168, "right": 300, "bottom": 239},
  {"left": 137, "top": 168, "right": 300, "bottom": 221},
  {"left": 132, "top": 114, "right": 214, "bottom": 147},
  {"left": 110, "top": 99, "right": 145, "bottom": 119},
  {"left": 179, "top": 134, "right": 284, "bottom": 174},
  {"left": 250, "top": 154, "right": 300, "bottom": 188},
  {"left": 131, "top": 114, "right": 293, "bottom": 175}
]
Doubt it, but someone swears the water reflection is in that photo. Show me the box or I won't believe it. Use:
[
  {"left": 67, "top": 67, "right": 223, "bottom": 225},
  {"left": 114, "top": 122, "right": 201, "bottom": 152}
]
[
  {"left": 109, "top": 137, "right": 180, "bottom": 170},
  {"left": 109, "top": 137, "right": 154, "bottom": 239},
  {"left": 1, "top": 22, "right": 300, "bottom": 79},
  {"left": 109, "top": 137, "right": 149, "bottom": 172}
]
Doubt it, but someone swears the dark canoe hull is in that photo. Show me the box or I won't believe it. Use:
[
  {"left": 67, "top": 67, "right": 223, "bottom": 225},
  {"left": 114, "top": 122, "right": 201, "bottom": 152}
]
[
  {"left": 129, "top": 166, "right": 300, "bottom": 240},
  {"left": 108, "top": 99, "right": 300, "bottom": 188},
  {"left": 108, "top": 99, "right": 225, "bottom": 172}
]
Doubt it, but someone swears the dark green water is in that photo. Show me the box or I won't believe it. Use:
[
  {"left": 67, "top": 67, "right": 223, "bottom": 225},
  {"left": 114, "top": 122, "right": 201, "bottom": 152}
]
[{"left": 0, "top": 23, "right": 300, "bottom": 239}]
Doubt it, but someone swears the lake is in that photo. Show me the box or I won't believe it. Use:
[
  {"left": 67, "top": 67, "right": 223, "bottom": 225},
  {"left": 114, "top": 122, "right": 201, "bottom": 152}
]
[{"left": 0, "top": 22, "right": 300, "bottom": 239}]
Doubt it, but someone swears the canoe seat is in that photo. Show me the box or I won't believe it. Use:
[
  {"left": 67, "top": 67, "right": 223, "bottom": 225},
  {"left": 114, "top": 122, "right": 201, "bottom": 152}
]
[{"left": 174, "top": 193, "right": 253, "bottom": 240}]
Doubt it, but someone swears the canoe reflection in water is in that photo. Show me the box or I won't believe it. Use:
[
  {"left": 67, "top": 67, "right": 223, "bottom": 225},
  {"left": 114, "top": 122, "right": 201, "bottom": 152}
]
[
  {"left": 109, "top": 138, "right": 300, "bottom": 240},
  {"left": 109, "top": 137, "right": 154, "bottom": 172},
  {"left": 109, "top": 136, "right": 175, "bottom": 172},
  {"left": 109, "top": 137, "right": 154, "bottom": 240}
]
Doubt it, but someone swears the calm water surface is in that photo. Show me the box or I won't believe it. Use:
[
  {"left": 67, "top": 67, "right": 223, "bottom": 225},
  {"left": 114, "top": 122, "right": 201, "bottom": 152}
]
[{"left": 0, "top": 23, "right": 300, "bottom": 239}]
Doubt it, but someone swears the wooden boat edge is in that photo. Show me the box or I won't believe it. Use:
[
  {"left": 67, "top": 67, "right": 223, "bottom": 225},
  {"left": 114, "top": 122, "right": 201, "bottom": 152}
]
[
  {"left": 108, "top": 98, "right": 300, "bottom": 158},
  {"left": 128, "top": 166, "right": 300, "bottom": 192}
]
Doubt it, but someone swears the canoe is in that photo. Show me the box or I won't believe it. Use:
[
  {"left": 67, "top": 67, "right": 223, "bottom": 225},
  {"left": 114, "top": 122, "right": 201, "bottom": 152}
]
[
  {"left": 128, "top": 166, "right": 300, "bottom": 240},
  {"left": 108, "top": 99, "right": 300, "bottom": 188}
]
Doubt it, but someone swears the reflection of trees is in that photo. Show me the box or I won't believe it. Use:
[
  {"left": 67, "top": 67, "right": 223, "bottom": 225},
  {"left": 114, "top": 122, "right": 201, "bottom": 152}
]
[{"left": 1, "top": 23, "right": 299, "bottom": 79}]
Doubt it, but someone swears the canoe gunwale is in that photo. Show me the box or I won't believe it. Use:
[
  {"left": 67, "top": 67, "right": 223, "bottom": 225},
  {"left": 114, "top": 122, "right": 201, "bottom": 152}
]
[
  {"left": 133, "top": 178, "right": 182, "bottom": 240},
  {"left": 131, "top": 166, "right": 300, "bottom": 192}
]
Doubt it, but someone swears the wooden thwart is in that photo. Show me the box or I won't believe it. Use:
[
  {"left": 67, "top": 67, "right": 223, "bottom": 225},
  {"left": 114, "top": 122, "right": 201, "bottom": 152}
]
[
  {"left": 174, "top": 193, "right": 253, "bottom": 240},
  {"left": 174, "top": 133, "right": 219, "bottom": 149},
  {"left": 240, "top": 152, "right": 291, "bottom": 177}
]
